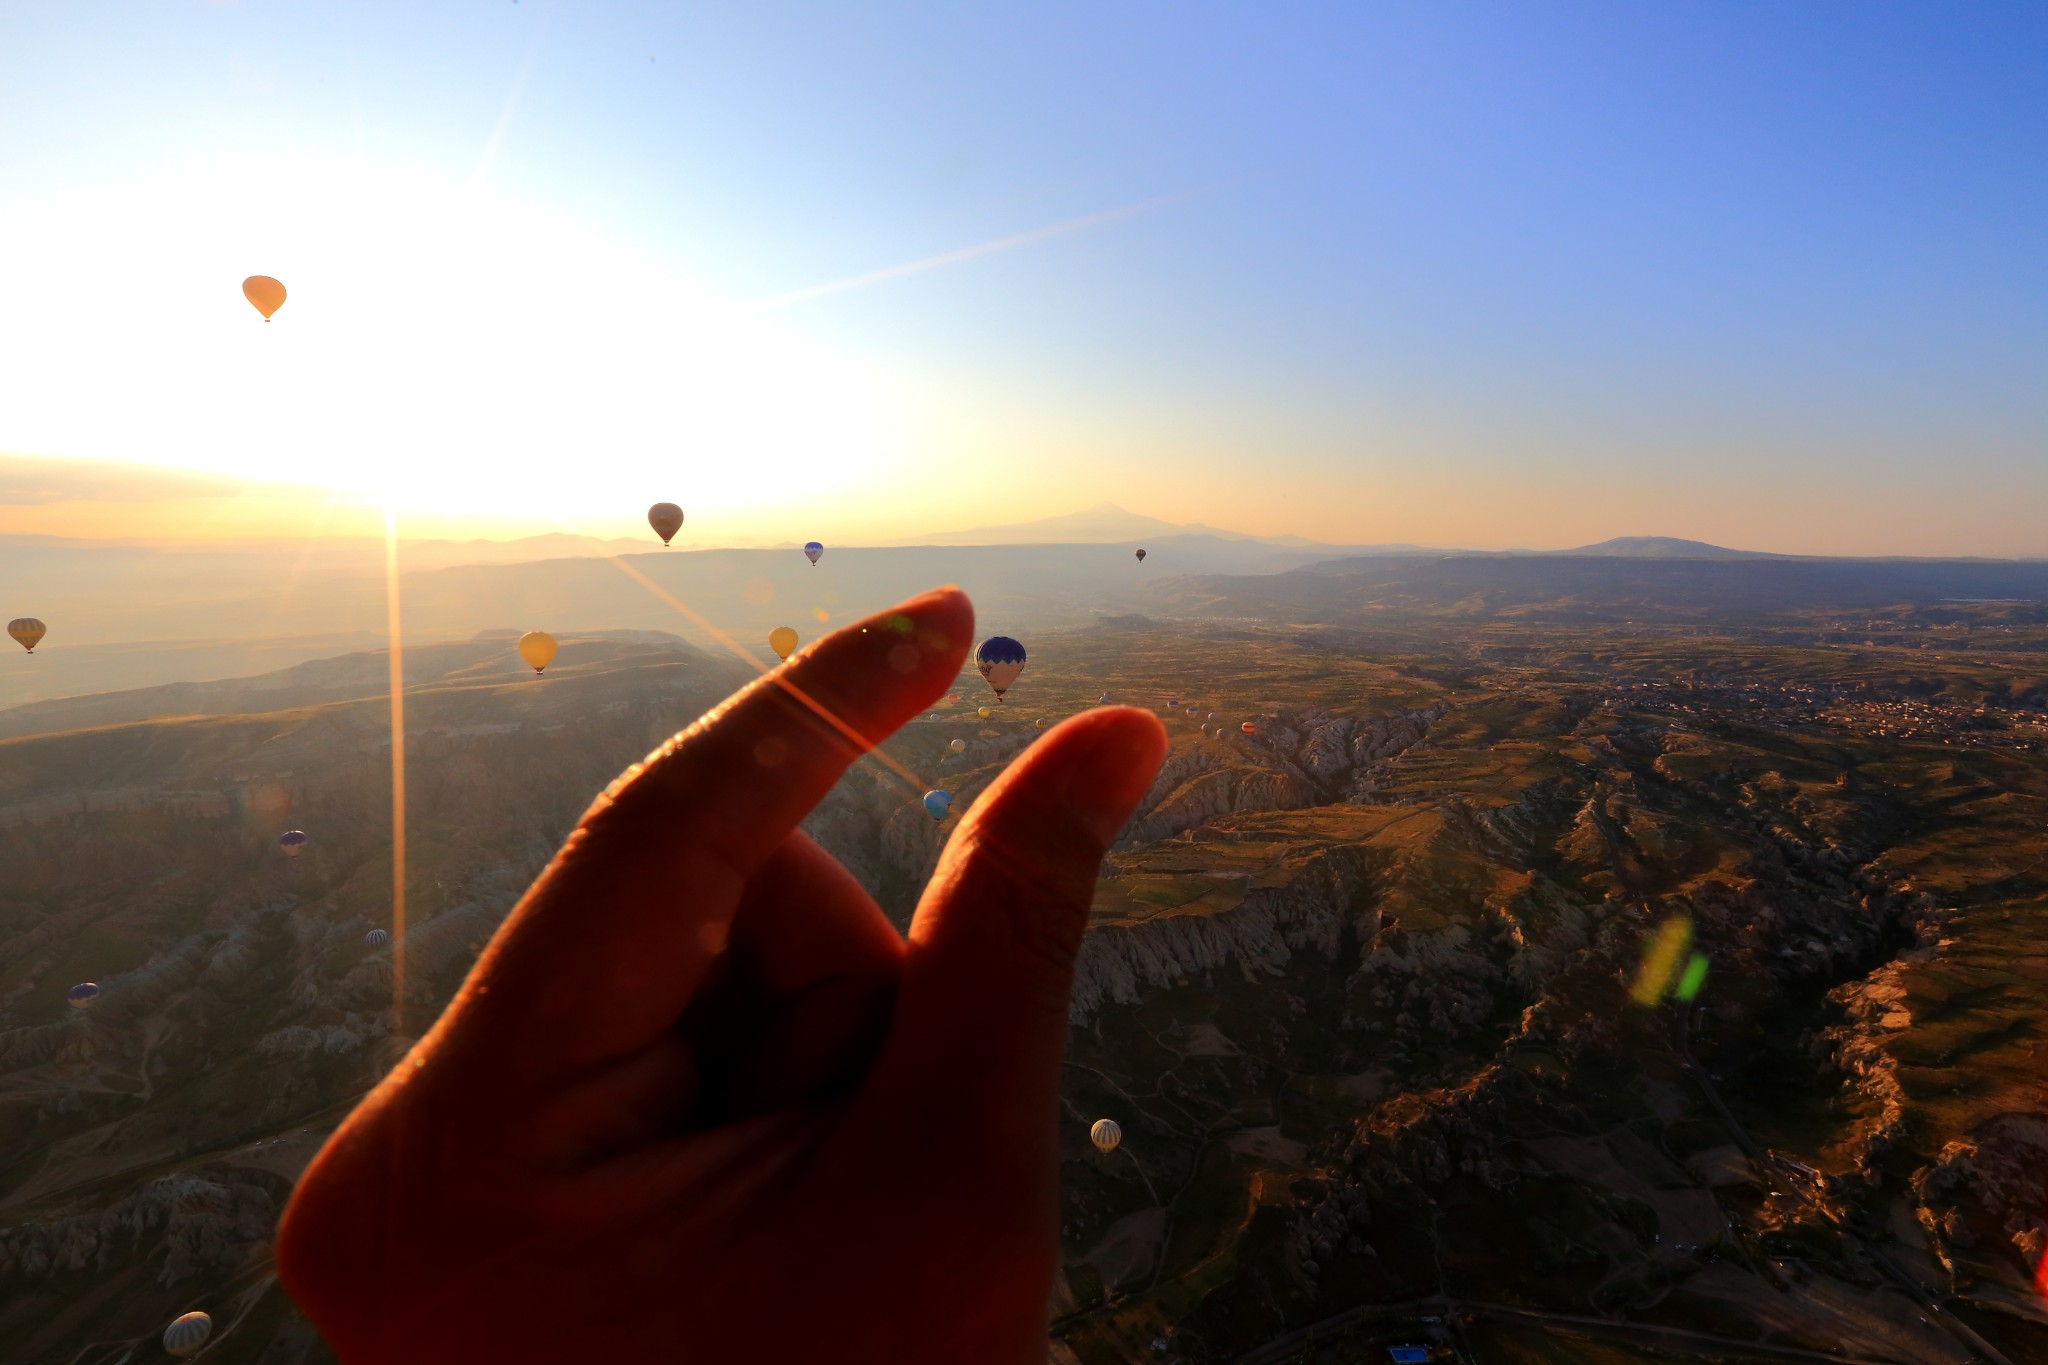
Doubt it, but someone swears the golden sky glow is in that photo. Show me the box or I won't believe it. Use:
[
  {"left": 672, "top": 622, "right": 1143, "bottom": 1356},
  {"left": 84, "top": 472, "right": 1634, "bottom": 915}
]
[{"left": 1, "top": 5, "right": 2042, "bottom": 556}]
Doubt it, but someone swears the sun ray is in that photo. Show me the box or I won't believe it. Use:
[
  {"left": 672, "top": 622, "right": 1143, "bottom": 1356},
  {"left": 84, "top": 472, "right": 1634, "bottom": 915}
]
[
  {"left": 383, "top": 507, "right": 409, "bottom": 1033},
  {"left": 543, "top": 514, "right": 945, "bottom": 801},
  {"left": 750, "top": 191, "right": 1195, "bottom": 311}
]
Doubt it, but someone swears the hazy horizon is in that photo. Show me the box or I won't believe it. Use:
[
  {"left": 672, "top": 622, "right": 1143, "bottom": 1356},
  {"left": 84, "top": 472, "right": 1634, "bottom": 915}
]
[{"left": 3, "top": 4, "right": 2045, "bottom": 557}]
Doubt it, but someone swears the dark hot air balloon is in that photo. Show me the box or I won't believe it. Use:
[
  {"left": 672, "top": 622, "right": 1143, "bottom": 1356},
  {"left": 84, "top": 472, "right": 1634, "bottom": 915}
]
[{"left": 648, "top": 503, "right": 684, "bottom": 545}]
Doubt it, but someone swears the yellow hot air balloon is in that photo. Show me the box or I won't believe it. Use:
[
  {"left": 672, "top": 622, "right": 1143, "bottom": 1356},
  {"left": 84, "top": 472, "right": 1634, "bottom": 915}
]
[
  {"left": 243, "top": 275, "right": 287, "bottom": 320},
  {"left": 518, "top": 631, "right": 558, "bottom": 675},
  {"left": 768, "top": 626, "right": 798, "bottom": 661},
  {"left": 977, "top": 706, "right": 992, "bottom": 720},
  {"left": 1090, "top": 1118, "right": 1123, "bottom": 1154},
  {"left": 8, "top": 618, "right": 47, "bottom": 653}
]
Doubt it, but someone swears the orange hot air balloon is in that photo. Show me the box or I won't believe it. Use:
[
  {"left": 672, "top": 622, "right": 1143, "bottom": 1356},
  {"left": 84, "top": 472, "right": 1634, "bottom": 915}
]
[
  {"left": 8, "top": 618, "right": 47, "bottom": 653},
  {"left": 768, "top": 626, "right": 798, "bottom": 661},
  {"left": 517, "top": 631, "right": 558, "bottom": 674},
  {"left": 242, "top": 275, "right": 287, "bottom": 321}
]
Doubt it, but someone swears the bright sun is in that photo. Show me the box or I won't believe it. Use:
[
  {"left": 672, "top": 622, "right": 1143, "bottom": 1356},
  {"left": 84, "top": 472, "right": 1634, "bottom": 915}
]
[{"left": 0, "top": 155, "right": 901, "bottom": 539}]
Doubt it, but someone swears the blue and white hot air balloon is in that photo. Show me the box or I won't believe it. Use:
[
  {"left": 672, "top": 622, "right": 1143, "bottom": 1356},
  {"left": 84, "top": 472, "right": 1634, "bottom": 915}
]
[
  {"left": 67, "top": 982, "right": 99, "bottom": 1010},
  {"left": 922, "top": 790, "right": 953, "bottom": 821},
  {"left": 163, "top": 1310, "right": 213, "bottom": 1358},
  {"left": 365, "top": 929, "right": 390, "bottom": 948},
  {"left": 278, "top": 829, "right": 308, "bottom": 858},
  {"left": 974, "top": 636, "right": 1026, "bottom": 701},
  {"left": 804, "top": 540, "right": 824, "bottom": 565}
]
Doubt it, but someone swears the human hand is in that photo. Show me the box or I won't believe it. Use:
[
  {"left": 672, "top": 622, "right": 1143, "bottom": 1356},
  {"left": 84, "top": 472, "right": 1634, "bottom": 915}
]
[{"left": 275, "top": 587, "right": 1169, "bottom": 1363}]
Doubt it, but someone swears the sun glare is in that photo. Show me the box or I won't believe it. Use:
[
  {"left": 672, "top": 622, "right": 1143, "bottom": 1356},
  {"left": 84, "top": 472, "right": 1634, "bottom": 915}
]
[{"left": 0, "top": 156, "right": 899, "bottom": 538}]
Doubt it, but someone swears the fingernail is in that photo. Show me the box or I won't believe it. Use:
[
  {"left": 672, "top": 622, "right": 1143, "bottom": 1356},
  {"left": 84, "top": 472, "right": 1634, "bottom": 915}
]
[{"left": 1061, "top": 711, "right": 1169, "bottom": 846}]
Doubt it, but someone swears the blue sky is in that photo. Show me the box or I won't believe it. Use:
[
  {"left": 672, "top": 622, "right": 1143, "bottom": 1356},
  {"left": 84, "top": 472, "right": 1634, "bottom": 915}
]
[{"left": 0, "top": 2, "right": 2042, "bottom": 551}]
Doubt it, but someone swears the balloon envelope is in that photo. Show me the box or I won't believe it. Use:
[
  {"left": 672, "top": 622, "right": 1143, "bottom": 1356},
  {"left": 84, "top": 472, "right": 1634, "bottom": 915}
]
[
  {"left": 768, "top": 626, "right": 799, "bottom": 661},
  {"left": 1241, "top": 721, "right": 1257, "bottom": 734},
  {"left": 648, "top": 502, "right": 684, "bottom": 545},
  {"left": 242, "top": 275, "right": 286, "bottom": 320},
  {"left": 977, "top": 706, "right": 992, "bottom": 720},
  {"left": 1135, "top": 548, "right": 1146, "bottom": 562},
  {"left": 973, "top": 636, "right": 1027, "bottom": 698},
  {"left": 278, "top": 830, "right": 307, "bottom": 858},
  {"left": 922, "top": 790, "right": 953, "bottom": 821},
  {"left": 8, "top": 618, "right": 46, "bottom": 653},
  {"left": 1091, "top": 1118, "right": 1123, "bottom": 1153},
  {"left": 949, "top": 738, "right": 966, "bottom": 753},
  {"left": 67, "top": 982, "right": 99, "bottom": 1009},
  {"left": 365, "top": 929, "right": 390, "bottom": 947},
  {"left": 518, "top": 631, "right": 558, "bottom": 674},
  {"left": 804, "top": 540, "right": 824, "bottom": 565},
  {"left": 163, "top": 1311, "right": 213, "bottom": 1358}
]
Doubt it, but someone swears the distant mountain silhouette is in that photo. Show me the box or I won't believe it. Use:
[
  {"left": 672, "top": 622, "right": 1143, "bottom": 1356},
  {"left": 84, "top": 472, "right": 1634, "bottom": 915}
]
[
  {"left": 1547, "top": 536, "right": 1782, "bottom": 560},
  {"left": 921, "top": 500, "right": 1440, "bottom": 553}
]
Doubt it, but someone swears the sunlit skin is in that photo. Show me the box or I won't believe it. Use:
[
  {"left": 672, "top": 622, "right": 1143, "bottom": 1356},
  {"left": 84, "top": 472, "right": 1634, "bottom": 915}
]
[{"left": 274, "top": 587, "right": 1169, "bottom": 1362}]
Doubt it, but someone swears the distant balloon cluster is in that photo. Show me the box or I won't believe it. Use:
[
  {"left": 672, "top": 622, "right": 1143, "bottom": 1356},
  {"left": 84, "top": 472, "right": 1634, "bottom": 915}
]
[{"left": 33, "top": 274, "right": 1231, "bottom": 1175}]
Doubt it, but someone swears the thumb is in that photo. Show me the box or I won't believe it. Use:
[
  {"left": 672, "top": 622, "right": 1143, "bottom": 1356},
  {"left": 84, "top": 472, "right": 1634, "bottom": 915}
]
[{"left": 858, "top": 707, "right": 1166, "bottom": 1182}]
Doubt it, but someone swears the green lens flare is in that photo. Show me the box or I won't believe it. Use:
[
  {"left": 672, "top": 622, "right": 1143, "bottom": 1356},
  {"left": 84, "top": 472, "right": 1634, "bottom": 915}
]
[{"left": 1676, "top": 953, "right": 1710, "bottom": 1002}]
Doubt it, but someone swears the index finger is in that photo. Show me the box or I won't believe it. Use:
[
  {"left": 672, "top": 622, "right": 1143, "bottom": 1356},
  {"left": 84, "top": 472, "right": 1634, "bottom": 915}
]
[{"left": 445, "top": 587, "right": 974, "bottom": 1088}]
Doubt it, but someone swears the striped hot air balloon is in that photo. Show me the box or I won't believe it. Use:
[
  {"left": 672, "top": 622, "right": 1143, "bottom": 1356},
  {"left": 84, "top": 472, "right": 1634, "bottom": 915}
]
[
  {"left": 1090, "top": 1118, "right": 1122, "bottom": 1154},
  {"left": 67, "top": 982, "right": 99, "bottom": 1010},
  {"left": 8, "top": 618, "right": 46, "bottom": 653},
  {"left": 365, "top": 929, "right": 390, "bottom": 948},
  {"left": 163, "top": 1310, "right": 213, "bottom": 1358},
  {"left": 278, "top": 830, "right": 308, "bottom": 858}
]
